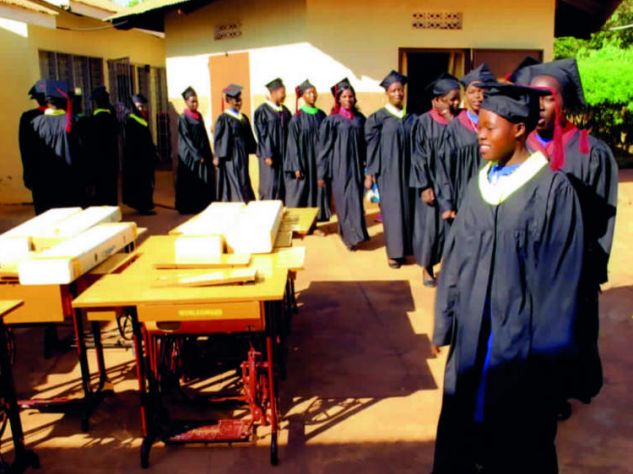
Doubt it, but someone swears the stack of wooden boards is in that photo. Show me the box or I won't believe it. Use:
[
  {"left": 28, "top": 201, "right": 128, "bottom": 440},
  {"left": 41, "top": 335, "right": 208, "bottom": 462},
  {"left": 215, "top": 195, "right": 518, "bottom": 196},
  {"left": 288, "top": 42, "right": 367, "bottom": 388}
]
[{"left": 0, "top": 206, "right": 137, "bottom": 285}]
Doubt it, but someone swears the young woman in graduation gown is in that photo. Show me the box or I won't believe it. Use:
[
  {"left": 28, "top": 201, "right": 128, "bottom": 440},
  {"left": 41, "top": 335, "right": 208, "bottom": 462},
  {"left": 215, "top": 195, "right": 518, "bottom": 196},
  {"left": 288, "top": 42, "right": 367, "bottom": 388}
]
[
  {"left": 317, "top": 78, "right": 369, "bottom": 250},
  {"left": 432, "top": 83, "right": 584, "bottom": 474},
  {"left": 254, "top": 78, "right": 292, "bottom": 201},
  {"left": 519, "top": 59, "right": 618, "bottom": 408},
  {"left": 365, "top": 70, "right": 416, "bottom": 268},
  {"left": 175, "top": 86, "right": 216, "bottom": 214},
  {"left": 443, "top": 64, "right": 496, "bottom": 211},
  {"left": 410, "top": 73, "right": 460, "bottom": 286},
  {"left": 213, "top": 84, "right": 257, "bottom": 203},
  {"left": 30, "top": 80, "right": 83, "bottom": 214},
  {"left": 284, "top": 80, "right": 331, "bottom": 222},
  {"left": 122, "top": 94, "right": 157, "bottom": 215}
]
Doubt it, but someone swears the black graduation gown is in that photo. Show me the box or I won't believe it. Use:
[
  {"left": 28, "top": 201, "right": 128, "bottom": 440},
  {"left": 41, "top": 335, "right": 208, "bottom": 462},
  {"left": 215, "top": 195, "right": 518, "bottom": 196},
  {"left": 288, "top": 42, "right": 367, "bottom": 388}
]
[
  {"left": 213, "top": 112, "right": 256, "bottom": 203},
  {"left": 175, "top": 112, "right": 216, "bottom": 214},
  {"left": 365, "top": 107, "right": 416, "bottom": 259},
  {"left": 317, "top": 113, "right": 369, "bottom": 249},
  {"left": 122, "top": 114, "right": 156, "bottom": 212},
  {"left": 443, "top": 110, "right": 483, "bottom": 210},
  {"left": 18, "top": 107, "right": 45, "bottom": 192},
  {"left": 410, "top": 111, "right": 453, "bottom": 269},
  {"left": 433, "top": 154, "right": 584, "bottom": 474},
  {"left": 30, "top": 113, "right": 83, "bottom": 214},
  {"left": 528, "top": 128, "right": 618, "bottom": 402},
  {"left": 254, "top": 103, "right": 291, "bottom": 201},
  {"left": 284, "top": 108, "right": 331, "bottom": 221},
  {"left": 86, "top": 109, "right": 119, "bottom": 206}
]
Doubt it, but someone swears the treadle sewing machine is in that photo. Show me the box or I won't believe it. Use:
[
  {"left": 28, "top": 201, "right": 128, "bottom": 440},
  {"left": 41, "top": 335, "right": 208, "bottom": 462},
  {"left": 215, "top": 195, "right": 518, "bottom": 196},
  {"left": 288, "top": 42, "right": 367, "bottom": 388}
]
[
  {"left": 72, "top": 201, "right": 317, "bottom": 468},
  {"left": 0, "top": 206, "right": 139, "bottom": 433}
]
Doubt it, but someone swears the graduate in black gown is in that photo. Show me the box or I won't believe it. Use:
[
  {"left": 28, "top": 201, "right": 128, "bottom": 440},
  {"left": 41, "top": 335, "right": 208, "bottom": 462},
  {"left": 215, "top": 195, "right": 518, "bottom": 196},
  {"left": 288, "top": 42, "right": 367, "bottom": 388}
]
[
  {"left": 519, "top": 59, "right": 618, "bottom": 411},
  {"left": 365, "top": 70, "right": 416, "bottom": 268},
  {"left": 317, "top": 78, "right": 369, "bottom": 250},
  {"left": 410, "top": 73, "right": 461, "bottom": 286},
  {"left": 254, "top": 78, "right": 292, "bottom": 201},
  {"left": 30, "top": 80, "right": 83, "bottom": 214},
  {"left": 284, "top": 79, "right": 331, "bottom": 223},
  {"left": 443, "top": 64, "right": 496, "bottom": 210},
  {"left": 86, "top": 86, "right": 119, "bottom": 206},
  {"left": 122, "top": 93, "right": 156, "bottom": 215},
  {"left": 433, "top": 83, "right": 584, "bottom": 474},
  {"left": 175, "top": 86, "right": 216, "bottom": 214},
  {"left": 19, "top": 80, "right": 47, "bottom": 202},
  {"left": 213, "top": 84, "right": 257, "bottom": 203}
]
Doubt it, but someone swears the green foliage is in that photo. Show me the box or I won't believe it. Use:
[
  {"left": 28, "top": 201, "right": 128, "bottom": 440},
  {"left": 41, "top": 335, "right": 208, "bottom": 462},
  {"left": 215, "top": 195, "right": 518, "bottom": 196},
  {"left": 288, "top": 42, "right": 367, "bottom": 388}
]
[{"left": 577, "top": 46, "right": 633, "bottom": 109}]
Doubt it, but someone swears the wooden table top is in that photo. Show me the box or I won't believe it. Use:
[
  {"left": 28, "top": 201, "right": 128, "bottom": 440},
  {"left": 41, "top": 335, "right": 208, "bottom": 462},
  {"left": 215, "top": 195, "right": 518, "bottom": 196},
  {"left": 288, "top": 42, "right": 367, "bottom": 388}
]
[{"left": 0, "top": 300, "right": 24, "bottom": 318}]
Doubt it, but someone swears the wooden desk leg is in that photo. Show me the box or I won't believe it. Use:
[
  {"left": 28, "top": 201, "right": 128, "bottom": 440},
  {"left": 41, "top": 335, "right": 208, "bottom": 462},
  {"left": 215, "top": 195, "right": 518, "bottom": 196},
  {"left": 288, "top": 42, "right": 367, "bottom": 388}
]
[
  {"left": 265, "top": 301, "right": 281, "bottom": 466},
  {"left": 91, "top": 321, "right": 110, "bottom": 393},
  {"left": 71, "top": 308, "right": 97, "bottom": 432},
  {"left": 0, "top": 319, "right": 39, "bottom": 473},
  {"left": 130, "top": 308, "right": 155, "bottom": 469}
]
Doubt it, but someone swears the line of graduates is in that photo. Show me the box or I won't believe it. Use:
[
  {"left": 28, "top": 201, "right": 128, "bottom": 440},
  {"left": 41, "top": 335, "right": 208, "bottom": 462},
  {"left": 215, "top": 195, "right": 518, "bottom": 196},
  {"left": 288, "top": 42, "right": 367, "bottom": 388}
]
[{"left": 19, "top": 79, "right": 158, "bottom": 217}]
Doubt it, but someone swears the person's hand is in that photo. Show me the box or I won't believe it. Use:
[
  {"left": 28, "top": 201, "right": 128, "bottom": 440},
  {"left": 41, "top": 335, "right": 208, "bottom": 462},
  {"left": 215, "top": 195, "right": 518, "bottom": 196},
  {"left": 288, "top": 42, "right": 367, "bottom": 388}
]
[
  {"left": 364, "top": 175, "right": 374, "bottom": 190},
  {"left": 317, "top": 179, "right": 326, "bottom": 189},
  {"left": 213, "top": 158, "right": 220, "bottom": 167},
  {"left": 432, "top": 345, "right": 442, "bottom": 357},
  {"left": 295, "top": 170, "right": 303, "bottom": 180},
  {"left": 421, "top": 187, "right": 436, "bottom": 205},
  {"left": 442, "top": 210, "right": 456, "bottom": 220},
  {"left": 264, "top": 157, "right": 273, "bottom": 167}
]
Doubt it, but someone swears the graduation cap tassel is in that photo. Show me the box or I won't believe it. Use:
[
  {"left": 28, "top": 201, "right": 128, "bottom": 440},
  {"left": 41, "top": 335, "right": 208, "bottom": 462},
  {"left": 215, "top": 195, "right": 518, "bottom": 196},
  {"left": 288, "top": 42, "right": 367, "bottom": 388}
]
[
  {"left": 331, "top": 84, "right": 340, "bottom": 116},
  {"left": 57, "top": 87, "right": 72, "bottom": 133},
  {"left": 295, "top": 86, "right": 300, "bottom": 116},
  {"left": 579, "top": 129, "right": 590, "bottom": 154}
]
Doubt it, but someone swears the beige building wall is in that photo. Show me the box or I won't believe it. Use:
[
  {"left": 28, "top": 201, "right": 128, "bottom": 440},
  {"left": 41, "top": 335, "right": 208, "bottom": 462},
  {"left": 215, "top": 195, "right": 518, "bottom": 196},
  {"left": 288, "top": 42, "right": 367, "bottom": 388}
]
[{"left": 0, "top": 10, "right": 165, "bottom": 204}]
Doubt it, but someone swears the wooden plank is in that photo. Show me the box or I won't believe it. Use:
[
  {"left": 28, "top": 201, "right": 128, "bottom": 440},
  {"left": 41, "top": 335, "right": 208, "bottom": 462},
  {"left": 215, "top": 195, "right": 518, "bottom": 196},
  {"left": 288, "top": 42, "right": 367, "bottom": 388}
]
[
  {"left": 0, "top": 283, "right": 66, "bottom": 324},
  {"left": 90, "top": 252, "right": 139, "bottom": 276},
  {"left": 153, "top": 254, "right": 251, "bottom": 269},
  {"left": 274, "top": 231, "right": 293, "bottom": 248},
  {"left": 151, "top": 268, "right": 257, "bottom": 288},
  {"left": 0, "top": 300, "right": 23, "bottom": 318},
  {"left": 283, "top": 207, "right": 319, "bottom": 236}
]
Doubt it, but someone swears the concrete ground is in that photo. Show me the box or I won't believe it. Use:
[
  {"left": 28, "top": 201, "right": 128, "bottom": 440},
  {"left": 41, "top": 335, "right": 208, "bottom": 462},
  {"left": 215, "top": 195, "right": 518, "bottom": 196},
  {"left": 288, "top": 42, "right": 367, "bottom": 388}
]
[{"left": 0, "top": 170, "right": 632, "bottom": 473}]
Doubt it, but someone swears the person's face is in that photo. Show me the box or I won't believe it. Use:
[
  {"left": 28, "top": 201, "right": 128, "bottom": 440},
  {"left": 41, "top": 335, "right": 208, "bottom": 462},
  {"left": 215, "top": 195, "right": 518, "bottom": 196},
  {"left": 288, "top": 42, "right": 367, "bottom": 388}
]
[
  {"left": 387, "top": 81, "right": 405, "bottom": 108},
  {"left": 185, "top": 95, "right": 199, "bottom": 112},
  {"left": 134, "top": 102, "right": 147, "bottom": 117},
  {"left": 530, "top": 75, "right": 563, "bottom": 133},
  {"left": 227, "top": 94, "right": 242, "bottom": 111},
  {"left": 339, "top": 88, "right": 356, "bottom": 110},
  {"left": 434, "top": 89, "right": 461, "bottom": 116},
  {"left": 478, "top": 109, "right": 525, "bottom": 162},
  {"left": 303, "top": 87, "right": 317, "bottom": 107},
  {"left": 271, "top": 87, "right": 286, "bottom": 105},
  {"left": 465, "top": 83, "right": 485, "bottom": 113}
]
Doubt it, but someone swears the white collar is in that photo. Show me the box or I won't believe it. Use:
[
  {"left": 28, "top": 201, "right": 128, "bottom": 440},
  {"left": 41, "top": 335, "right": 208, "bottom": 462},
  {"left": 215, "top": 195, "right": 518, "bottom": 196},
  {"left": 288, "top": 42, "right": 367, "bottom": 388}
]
[
  {"left": 478, "top": 152, "right": 549, "bottom": 205},
  {"left": 385, "top": 103, "right": 406, "bottom": 119},
  {"left": 266, "top": 100, "right": 283, "bottom": 112},
  {"left": 224, "top": 108, "right": 243, "bottom": 120}
]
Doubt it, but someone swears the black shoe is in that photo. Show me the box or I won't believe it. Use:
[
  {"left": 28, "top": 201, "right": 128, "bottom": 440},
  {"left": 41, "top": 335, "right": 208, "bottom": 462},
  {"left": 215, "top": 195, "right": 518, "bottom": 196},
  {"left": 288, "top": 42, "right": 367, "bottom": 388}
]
[{"left": 388, "top": 259, "right": 401, "bottom": 269}]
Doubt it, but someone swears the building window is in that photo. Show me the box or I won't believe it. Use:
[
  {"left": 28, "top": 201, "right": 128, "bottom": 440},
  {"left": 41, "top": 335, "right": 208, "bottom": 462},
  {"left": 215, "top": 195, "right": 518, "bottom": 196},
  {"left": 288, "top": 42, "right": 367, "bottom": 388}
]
[{"left": 38, "top": 50, "right": 104, "bottom": 115}]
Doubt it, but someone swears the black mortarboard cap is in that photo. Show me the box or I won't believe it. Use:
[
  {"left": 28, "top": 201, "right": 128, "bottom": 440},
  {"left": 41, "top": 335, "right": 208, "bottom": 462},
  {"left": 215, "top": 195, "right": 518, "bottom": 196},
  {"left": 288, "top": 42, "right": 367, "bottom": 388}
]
[
  {"left": 132, "top": 93, "right": 148, "bottom": 104},
  {"left": 460, "top": 63, "right": 496, "bottom": 87},
  {"left": 330, "top": 77, "right": 352, "bottom": 97},
  {"left": 480, "top": 82, "right": 550, "bottom": 131},
  {"left": 379, "top": 70, "right": 407, "bottom": 90},
  {"left": 181, "top": 86, "right": 197, "bottom": 100},
  {"left": 28, "top": 80, "right": 45, "bottom": 98},
  {"left": 523, "top": 58, "right": 586, "bottom": 109},
  {"left": 42, "top": 80, "right": 70, "bottom": 100},
  {"left": 265, "top": 78, "right": 285, "bottom": 92},
  {"left": 506, "top": 56, "right": 541, "bottom": 84},
  {"left": 296, "top": 79, "right": 315, "bottom": 97},
  {"left": 223, "top": 84, "right": 243, "bottom": 98},
  {"left": 90, "top": 86, "right": 109, "bottom": 102},
  {"left": 425, "top": 72, "right": 461, "bottom": 97}
]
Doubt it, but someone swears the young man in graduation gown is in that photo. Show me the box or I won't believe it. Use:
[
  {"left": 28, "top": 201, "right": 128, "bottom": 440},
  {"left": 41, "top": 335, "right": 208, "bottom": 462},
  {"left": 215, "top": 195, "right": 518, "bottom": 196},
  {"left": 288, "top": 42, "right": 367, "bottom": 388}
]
[
  {"left": 175, "top": 86, "right": 216, "bottom": 214},
  {"left": 29, "top": 80, "right": 83, "bottom": 215},
  {"left": 432, "top": 83, "right": 584, "bottom": 474},
  {"left": 317, "top": 78, "right": 369, "bottom": 250},
  {"left": 443, "top": 64, "right": 496, "bottom": 210},
  {"left": 365, "top": 70, "right": 416, "bottom": 268},
  {"left": 122, "top": 93, "right": 157, "bottom": 215},
  {"left": 213, "top": 84, "right": 257, "bottom": 203},
  {"left": 18, "top": 80, "right": 47, "bottom": 207},
  {"left": 86, "top": 86, "right": 119, "bottom": 206},
  {"left": 410, "top": 73, "right": 461, "bottom": 286},
  {"left": 284, "top": 80, "right": 331, "bottom": 223},
  {"left": 254, "top": 78, "right": 292, "bottom": 201},
  {"left": 519, "top": 59, "right": 618, "bottom": 412}
]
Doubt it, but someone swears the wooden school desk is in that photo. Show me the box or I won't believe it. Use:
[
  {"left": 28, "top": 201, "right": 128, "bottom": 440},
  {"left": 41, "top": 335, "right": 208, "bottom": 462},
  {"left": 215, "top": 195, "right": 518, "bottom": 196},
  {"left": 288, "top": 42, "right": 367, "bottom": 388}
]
[{"left": 73, "top": 236, "right": 293, "bottom": 468}]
